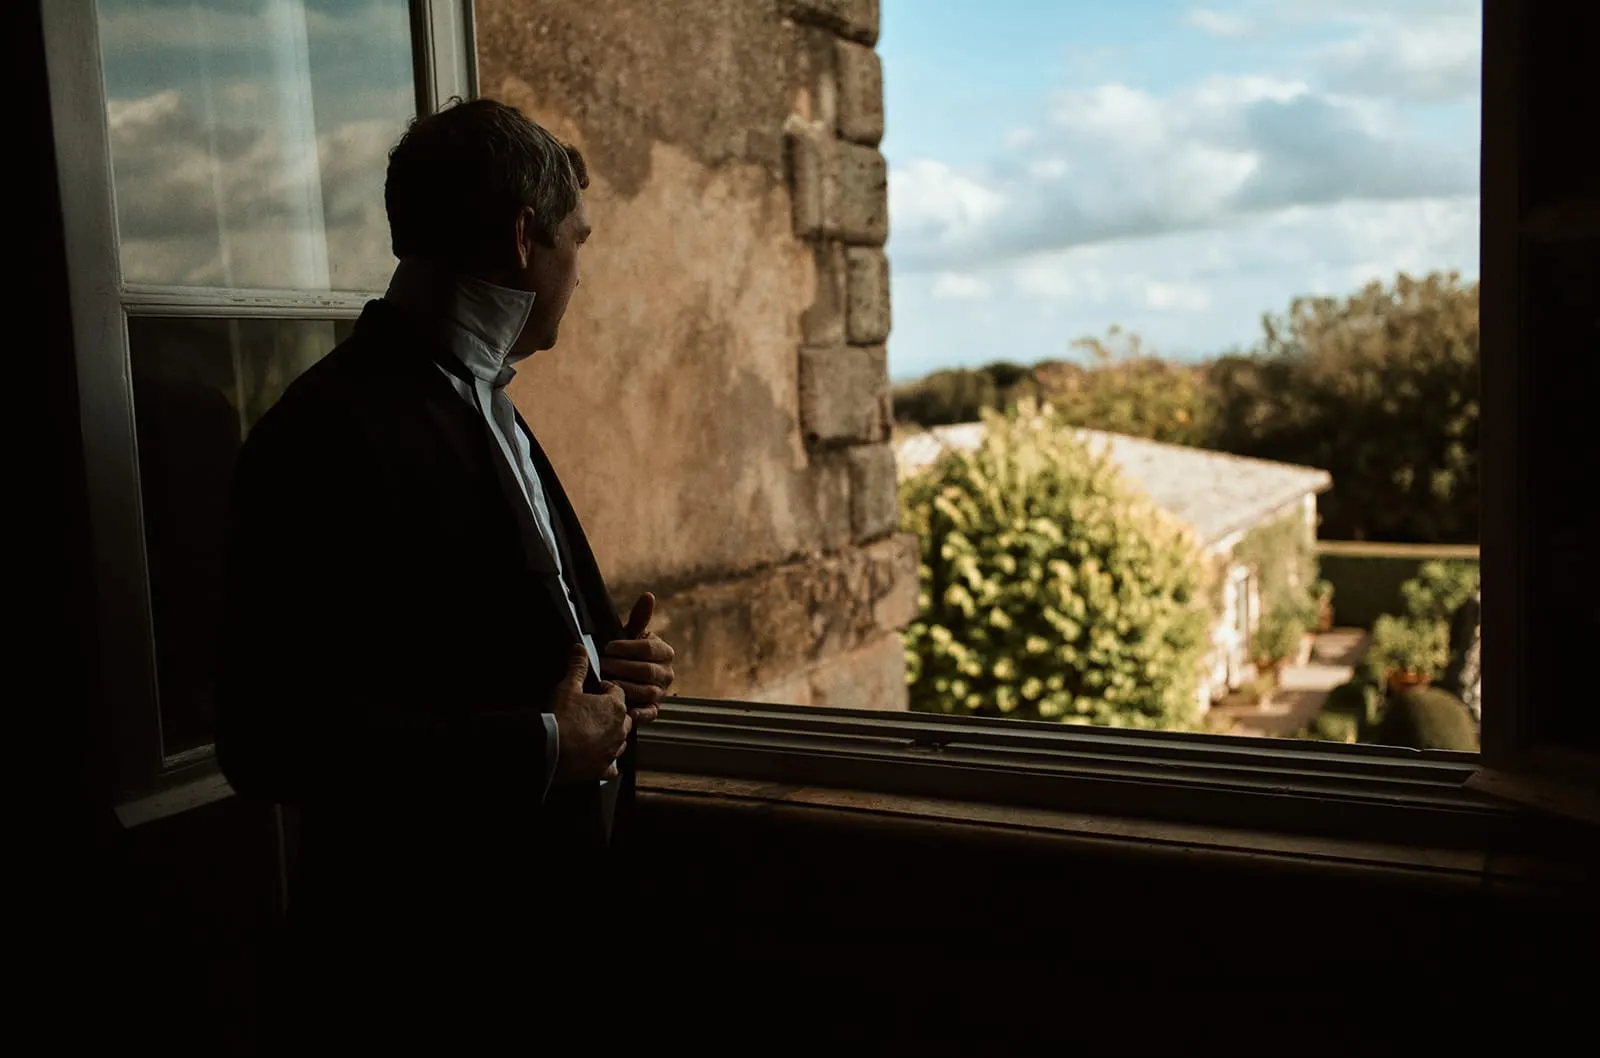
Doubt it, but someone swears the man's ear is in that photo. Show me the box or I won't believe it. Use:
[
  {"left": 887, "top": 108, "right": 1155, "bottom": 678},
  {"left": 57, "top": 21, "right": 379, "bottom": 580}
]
[{"left": 514, "top": 206, "right": 538, "bottom": 269}]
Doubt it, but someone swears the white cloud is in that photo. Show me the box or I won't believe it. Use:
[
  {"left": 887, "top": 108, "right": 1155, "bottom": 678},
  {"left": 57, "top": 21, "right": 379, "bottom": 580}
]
[
  {"left": 98, "top": 0, "right": 408, "bottom": 55},
  {"left": 1276, "top": 0, "right": 1479, "bottom": 22},
  {"left": 1008, "top": 193, "right": 1477, "bottom": 304},
  {"left": 888, "top": 72, "right": 1474, "bottom": 272},
  {"left": 1009, "top": 257, "right": 1213, "bottom": 315},
  {"left": 1013, "top": 255, "right": 1112, "bottom": 304},
  {"left": 882, "top": 0, "right": 1482, "bottom": 380},
  {"left": 931, "top": 273, "right": 993, "bottom": 300},
  {"left": 1028, "top": 158, "right": 1072, "bottom": 179},
  {"left": 97, "top": 0, "right": 416, "bottom": 132},
  {"left": 107, "top": 87, "right": 405, "bottom": 290},
  {"left": 1314, "top": 12, "right": 1481, "bottom": 102},
  {"left": 889, "top": 192, "right": 1478, "bottom": 379},
  {"left": 888, "top": 158, "right": 1009, "bottom": 259},
  {"left": 1184, "top": 8, "right": 1253, "bottom": 38},
  {"left": 1143, "top": 281, "right": 1212, "bottom": 311},
  {"left": 94, "top": 0, "right": 418, "bottom": 292}
]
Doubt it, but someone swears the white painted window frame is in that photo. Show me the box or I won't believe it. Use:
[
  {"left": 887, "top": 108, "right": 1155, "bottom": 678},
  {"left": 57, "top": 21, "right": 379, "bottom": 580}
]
[
  {"left": 41, "top": 0, "right": 479, "bottom": 801},
  {"left": 1224, "top": 564, "right": 1254, "bottom": 690}
]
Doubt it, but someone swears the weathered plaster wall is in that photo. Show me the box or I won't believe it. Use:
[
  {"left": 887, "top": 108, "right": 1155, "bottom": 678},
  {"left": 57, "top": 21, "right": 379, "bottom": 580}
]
[{"left": 476, "top": 0, "right": 912, "bottom": 706}]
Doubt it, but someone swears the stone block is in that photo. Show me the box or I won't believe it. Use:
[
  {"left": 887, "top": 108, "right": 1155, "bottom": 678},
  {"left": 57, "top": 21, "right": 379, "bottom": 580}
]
[
  {"left": 835, "top": 40, "right": 884, "bottom": 145},
  {"left": 747, "top": 669, "right": 814, "bottom": 707},
  {"left": 827, "top": 141, "right": 888, "bottom": 245},
  {"left": 847, "top": 442, "right": 899, "bottom": 541},
  {"left": 808, "top": 633, "right": 908, "bottom": 710},
  {"left": 786, "top": 0, "right": 880, "bottom": 46},
  {"left": 788, "top": 134, "right": 888, "bottom": 246},
  {"left": 649, "top": 583, "right": 759, "bottom": 700},
  {"left": 809, "top": 449, "right": 855, "bottom": 553},
  {"left": 845, "top": 246, "right": 890, "bottom": 343},
  {"left": 786, "top": 129, "right": 825, "bottom": 238},
  {"left": 800, "top": 345, "right": 889, "bottom": 446},
  {"left": 795, "top": 25, "right": 840, "bottom": 130},
  {"left": 800, "top": 241, "right": 847, "bottom": 346},
  {"left": 648, "top": 533, "right": 919, "bottom": 705},
  {"left": 869, "top": 532, "right": 920, "bottom": 633}
]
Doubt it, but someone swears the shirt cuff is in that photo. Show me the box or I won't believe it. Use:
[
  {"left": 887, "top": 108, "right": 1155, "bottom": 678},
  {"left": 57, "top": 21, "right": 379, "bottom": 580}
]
[{"left": 541, "top": 713, "right": 559, "bottom": 800}]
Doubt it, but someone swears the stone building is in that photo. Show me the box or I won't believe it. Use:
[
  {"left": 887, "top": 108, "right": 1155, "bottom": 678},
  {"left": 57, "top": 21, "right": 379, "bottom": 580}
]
[{"left": 477, "top": 0, "right": 915, "bottom": 709}]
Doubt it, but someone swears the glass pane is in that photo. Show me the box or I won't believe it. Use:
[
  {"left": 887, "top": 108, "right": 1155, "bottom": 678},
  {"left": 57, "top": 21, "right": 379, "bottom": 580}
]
[
  {"left": 880, "top": 4, "right": 1483, "bottom": 750},
  {"left": 96, "top": 0, "right": 415, "bottom": 291},
  {"left": 130, "top": 315, "right": 349, "bottom": 755}
]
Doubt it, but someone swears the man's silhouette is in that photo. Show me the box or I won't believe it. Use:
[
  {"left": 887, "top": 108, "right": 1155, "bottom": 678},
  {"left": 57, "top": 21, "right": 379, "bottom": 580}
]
[{"left": 216, "top": 99, "right": 677, "bottom": 1046}]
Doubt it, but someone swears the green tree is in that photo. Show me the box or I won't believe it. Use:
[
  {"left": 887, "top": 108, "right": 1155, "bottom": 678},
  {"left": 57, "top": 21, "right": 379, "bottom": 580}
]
[
  {"left": 891, "top": 367, "right": 999, "bottom": 427},
  {"left": 1034, "top": 326, "right": 1214, "bottom": 446},
  {"left": 1210, "top": 272, "right": 1479, "bottom": 543},
  {"left": 980, "top": 359, "right": 1033, "bottom": 391},
  {"left": 1398, "top": 560, "right": 1479, "bottom": 625},
  {"left": 891, "top": 360, "right": 1048, "bottom": 428},
  {"left": 901, "top": 402, "right": 1212, "bottom": 729},
  {"left": 1369, "top": 614, "right": 1452, "bottom": 681},
  {"left": 894, "top": 271, "right": 1478, "bottom": 545},
  {"left": 1367, "top": 559, "right": 1479, "bottom": 683}
]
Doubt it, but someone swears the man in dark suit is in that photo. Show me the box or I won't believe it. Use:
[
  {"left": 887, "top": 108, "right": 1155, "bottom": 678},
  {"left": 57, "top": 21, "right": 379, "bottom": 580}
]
[{"left": 216, "top": 99, "right": 676, "bottom": 1044}]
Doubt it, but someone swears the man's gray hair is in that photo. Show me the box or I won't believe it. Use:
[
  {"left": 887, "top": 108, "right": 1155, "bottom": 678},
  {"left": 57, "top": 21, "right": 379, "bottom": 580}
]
[{"left": 385, "top": 97, "right": 589, "bottom": 265}]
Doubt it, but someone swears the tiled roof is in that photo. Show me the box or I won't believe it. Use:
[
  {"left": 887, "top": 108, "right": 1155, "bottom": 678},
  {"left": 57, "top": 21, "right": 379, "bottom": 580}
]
[{"left": 896, "top": 422, "right": 1332, "bottom": 548}]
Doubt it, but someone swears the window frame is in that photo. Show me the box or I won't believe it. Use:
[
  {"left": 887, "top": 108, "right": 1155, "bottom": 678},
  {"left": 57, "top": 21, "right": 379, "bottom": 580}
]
[
  {"left": 79, "top": 0, "right": 1598, "bottom": 835},
  {"left": 635, "top": 0, "right": 1594, "bottom": 837},
  {"left": 637, "top": 699, "right": 1545, "bottom": 853},
  {"left": 1474, "top": 0, "right": 1599, "bottom": 796},
  {"left": 644, "top": 0, "right": 1599, "bottom": 833},
  {"left": 42, "top": 0, "right": 479, "bottom": 802}
]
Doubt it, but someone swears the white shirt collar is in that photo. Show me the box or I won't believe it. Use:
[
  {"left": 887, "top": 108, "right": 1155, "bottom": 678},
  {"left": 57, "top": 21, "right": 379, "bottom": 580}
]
[{"left": 383, "top": 257, "right": 537, "bottom": 387}]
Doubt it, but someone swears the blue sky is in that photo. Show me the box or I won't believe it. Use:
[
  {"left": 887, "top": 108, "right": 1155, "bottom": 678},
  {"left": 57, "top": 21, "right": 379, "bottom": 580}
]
[{"left": 879, "top": 0, "right": 1482, "bottom": 380}]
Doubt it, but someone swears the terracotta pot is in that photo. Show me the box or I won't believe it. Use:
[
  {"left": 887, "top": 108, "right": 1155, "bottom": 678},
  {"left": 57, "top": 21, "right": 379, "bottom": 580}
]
[
  {"left": 1316, "top": 597, "right": 1334, "bottom": 633},
  {"left": 1253, "top": 657, "right": 1285, "bottom": 681},
  {"left": 1385, "top": 669, "right": 1432, "bottom": 696}
]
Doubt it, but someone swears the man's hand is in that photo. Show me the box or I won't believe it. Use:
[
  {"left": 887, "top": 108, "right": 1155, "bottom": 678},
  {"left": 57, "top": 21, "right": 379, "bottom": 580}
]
[
  {"left": 601, "top": 592, "right": 676, "bottom": 726},
  {"left": 550, "top": 645, "right": 631, "bottom": 782}
]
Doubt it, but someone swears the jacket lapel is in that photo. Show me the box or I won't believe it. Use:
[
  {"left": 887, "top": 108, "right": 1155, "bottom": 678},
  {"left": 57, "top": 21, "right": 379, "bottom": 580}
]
[
  {"left": 359, "top": 301, "right": 583, "bottom": 646},
  {"left": 516, "top": 414, "right": 634, "bottom": 843},
  {"left": 514, "top": 410, "right": 625, "bottom": 646}
]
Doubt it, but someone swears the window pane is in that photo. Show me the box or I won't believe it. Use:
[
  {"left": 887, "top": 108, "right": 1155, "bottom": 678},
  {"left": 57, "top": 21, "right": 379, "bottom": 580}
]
[
  {"left": 878, "top": 4, "right": 1481, "bottom": 749},
  {"left": 97, "top": 0, "right": 414, "bottom": 291},
  {"left": 130, "top": 315, "right": 348, "bottom": 755}
]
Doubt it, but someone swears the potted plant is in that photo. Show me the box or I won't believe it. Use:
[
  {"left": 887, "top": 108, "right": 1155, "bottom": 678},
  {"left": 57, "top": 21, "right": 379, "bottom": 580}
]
[
  {"left": 1309, "top": 579, "right": 1335, "bottom": 633},
  {"left": 1250, "top": 604, "right": 1308, "bottom": 679},
  {"left": 1369, "top": 615, "right": 1450, "bottom": 696}
]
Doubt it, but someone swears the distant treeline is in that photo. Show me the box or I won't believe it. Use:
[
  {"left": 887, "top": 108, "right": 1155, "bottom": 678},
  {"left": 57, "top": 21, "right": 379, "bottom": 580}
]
[{"left": 893, "top": 272, "right": 1479, "bottom": 546}]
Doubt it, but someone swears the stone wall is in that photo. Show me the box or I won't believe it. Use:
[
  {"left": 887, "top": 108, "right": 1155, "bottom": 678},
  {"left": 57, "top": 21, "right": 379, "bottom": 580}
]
[{"left": 475, "top": 0, "right": 912, "bottom": 707}]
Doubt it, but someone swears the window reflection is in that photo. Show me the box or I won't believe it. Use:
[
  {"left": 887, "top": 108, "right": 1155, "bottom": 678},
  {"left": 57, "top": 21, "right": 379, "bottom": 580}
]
[
  {"left": 130, "top": 315, "right": 349, "bottom": 754},
  {"left": 97, "top": 0, "right": 414, "bottom": 291}
]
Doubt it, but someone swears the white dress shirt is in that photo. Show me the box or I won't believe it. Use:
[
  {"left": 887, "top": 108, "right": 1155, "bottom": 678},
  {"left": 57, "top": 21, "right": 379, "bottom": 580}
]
[{"left": 384, "top": 257, "right": 604, "bottom": 795}]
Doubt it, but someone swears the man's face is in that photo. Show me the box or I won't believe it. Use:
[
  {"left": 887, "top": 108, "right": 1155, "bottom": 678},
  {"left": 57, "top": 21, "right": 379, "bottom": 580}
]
[{"left": 511, "top": 197, "right": 590, "bottom": 356}]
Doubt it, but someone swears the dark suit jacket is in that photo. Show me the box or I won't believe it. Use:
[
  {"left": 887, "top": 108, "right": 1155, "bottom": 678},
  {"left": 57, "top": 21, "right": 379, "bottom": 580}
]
[{"left": 216, "top": 299, "right": 634, "bottom": 945}]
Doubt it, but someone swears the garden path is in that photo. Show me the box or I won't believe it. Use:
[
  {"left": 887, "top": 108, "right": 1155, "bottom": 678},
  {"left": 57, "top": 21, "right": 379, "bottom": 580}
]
[{"left": 1211, "top": 629, "right": 1370, "bottom": 739}]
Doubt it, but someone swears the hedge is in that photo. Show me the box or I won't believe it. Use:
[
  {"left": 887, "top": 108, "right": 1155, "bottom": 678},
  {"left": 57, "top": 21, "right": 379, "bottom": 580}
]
[
  {"left": 1316, "top": 542, "right": 1479, "bottom": 628},
  {"left": 1374, "top": 686, "right": 1480, "bottom": 752}
]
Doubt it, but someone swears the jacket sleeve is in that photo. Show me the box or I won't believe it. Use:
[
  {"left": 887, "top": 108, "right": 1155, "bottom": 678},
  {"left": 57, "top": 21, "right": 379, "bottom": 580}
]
[{"left": 215, "top": 401, "right": 554, "bottom": 807}]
